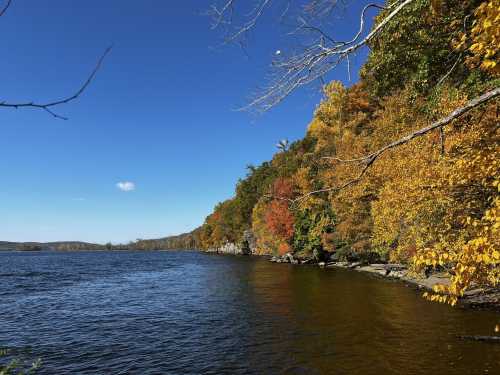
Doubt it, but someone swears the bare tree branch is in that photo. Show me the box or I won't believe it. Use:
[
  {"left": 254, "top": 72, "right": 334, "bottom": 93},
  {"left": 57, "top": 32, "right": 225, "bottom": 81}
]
[
  {"left": 241, "top": 0, "right": 413, "bottom": 111},
  {"left": 210, "top": 0, "right": 274, "bottom": 43},
  {"left": 0, "top": 0, "right": 12, "bottom": 18},
  {"left": 0, "top": 46, "right": 112, "bottom": 120},
  {"left": 210, "top": 1, "right": 416, "bottom": 110},
  {"left": 290, "top": 87, "right": 500, "bottom": 204}
]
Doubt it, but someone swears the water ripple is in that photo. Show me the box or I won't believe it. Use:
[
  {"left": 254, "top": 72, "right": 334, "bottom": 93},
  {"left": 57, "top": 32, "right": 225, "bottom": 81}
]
[{"left": 0, "top": 250, "right": 499, "bottom": 374}]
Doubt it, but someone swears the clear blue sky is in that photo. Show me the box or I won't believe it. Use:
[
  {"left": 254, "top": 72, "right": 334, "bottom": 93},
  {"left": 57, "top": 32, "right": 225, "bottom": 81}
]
[{"left": 1, "top": 0, "right": 378, "bottom": 243}]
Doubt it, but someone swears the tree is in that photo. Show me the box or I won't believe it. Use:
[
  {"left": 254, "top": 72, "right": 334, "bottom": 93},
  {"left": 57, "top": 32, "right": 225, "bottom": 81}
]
[
  {"left": 276, "top": 139, "right": 290, "bottom": 152},
  {"left": 211, "top": 1, "right": 430, "bottom": 110},
  {"left": 199, "top": 0, "right": 500, "bottom": 305}
]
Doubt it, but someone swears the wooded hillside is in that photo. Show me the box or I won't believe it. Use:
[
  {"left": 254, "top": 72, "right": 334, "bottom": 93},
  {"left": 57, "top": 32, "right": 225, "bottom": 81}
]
[{"left": 195, "top": 0, "right": 499, "bottom": 305}]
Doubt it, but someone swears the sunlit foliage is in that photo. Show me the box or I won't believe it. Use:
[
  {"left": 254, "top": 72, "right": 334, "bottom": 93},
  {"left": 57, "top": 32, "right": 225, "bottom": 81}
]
[
  {"left": 455, "top": 0, "right": 500, "bottom": 75},
  {"left": 196, "top": 0, "right": 499, "bottom": 306}
]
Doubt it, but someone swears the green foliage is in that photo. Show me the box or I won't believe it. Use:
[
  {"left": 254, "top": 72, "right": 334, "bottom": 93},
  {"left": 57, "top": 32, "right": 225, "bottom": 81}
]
[
  {"left": 199, "top": 137, "right": 318, "bottom": 250},
  {"left": 234, "top": 162, "right": 277, "bottom": 227},
  {"left": 361, "top": 0, "right": 483, "bottom": 97},
  {"left": 0, "top": 349, "right": 41, "bottom": 375},
  {"left": 196, "top": 1, "right": 499, "bottom": 307},
  {"left": 293, "top": 205, "right": 336, "bottom": 255}
]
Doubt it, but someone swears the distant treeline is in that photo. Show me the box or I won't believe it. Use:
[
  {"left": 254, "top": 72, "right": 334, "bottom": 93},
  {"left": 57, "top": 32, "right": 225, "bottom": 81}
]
[
  {"left": 0, "top": 231, "right": 201, "bottom": 252},
  {"left": 0, "top": 241, "right": 106, "bottom": 251},
  {"left": 125, "top": 230, "right": 201, "bottom": 251}
]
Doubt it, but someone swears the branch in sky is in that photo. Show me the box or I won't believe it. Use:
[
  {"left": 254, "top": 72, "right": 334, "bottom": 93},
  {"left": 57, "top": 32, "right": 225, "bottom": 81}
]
[
  {"left": 210, "top": 0, "right": 414, "bottom": 111},
  {"left": 0, "top": 46, "right": 112, "bottom": 120},
  {"left": 0, "top": 0, "right": 12, "bottom": 18}
]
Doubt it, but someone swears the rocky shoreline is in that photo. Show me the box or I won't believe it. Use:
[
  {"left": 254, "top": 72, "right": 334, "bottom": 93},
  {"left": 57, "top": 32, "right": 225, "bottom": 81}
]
[
  {"left": 203, "top": 236, "right": 499, "bottom": 312},
  {"left": 269, "top": 253, "right": 500, "bottom": 311}
]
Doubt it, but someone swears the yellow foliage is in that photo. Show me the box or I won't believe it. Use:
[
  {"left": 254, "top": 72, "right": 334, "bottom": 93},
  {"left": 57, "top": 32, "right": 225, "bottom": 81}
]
[
  {"left": 455, "top": 0, "right": 500, "bottom": 75},
  {"left": 307, "top": 81, "right": 375, "bottom": 251},
  {"left": 411, "top": 95, "right": 500, "bottom": 302},
  {"left": 308, "top": 79, "right": 499, "bottom": 305}
]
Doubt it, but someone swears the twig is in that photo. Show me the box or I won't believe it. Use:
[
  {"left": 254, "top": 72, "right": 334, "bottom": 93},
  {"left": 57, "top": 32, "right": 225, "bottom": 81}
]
[
  {"left": 0, "top": 0, "right": 12, "bottom": 17},
  {"left": 0, "top": 46, "right": 112, "bottom": 120},
  {"left": 242, "top": 0, "right": 415, "bottom": 111}
]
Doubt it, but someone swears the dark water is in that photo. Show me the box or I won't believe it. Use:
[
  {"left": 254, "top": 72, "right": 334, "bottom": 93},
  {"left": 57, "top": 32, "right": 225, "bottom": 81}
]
[{"left": 0, "top": 251, "right": 499, "bottom": 374}]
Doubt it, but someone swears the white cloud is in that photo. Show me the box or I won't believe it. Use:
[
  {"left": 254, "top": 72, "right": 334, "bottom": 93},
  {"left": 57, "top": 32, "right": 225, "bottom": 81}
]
[{"left": 116, "top": 181, "right": 135, "bottom": 192}]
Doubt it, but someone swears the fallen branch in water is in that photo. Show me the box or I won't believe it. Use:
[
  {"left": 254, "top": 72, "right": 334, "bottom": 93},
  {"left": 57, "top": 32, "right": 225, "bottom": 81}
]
[{"left": 458, "top": 335, "right": 500, "bottom": 343}]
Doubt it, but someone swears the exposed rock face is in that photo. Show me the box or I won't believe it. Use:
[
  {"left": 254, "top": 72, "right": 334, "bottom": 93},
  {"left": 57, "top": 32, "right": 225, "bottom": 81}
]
[
  {"left": 206, "top": 242, "right": 248, "bottom": 255},
  {"left": 242, "top": 230, "right": 257, "bottom": 255},
  {"left": 205, "top": 230, "right": 255, "bottom": 255}
]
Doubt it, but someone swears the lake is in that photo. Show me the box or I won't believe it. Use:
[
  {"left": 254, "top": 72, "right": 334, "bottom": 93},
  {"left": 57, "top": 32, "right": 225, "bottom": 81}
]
[{"left": 0, "top": 250, "right": 499, "bottom": 374}]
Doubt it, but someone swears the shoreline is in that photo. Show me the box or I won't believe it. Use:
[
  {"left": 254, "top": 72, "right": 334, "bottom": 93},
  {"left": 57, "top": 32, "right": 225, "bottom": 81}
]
[{"left": 265, "top": 253, "right": 500, "bottom": 312}]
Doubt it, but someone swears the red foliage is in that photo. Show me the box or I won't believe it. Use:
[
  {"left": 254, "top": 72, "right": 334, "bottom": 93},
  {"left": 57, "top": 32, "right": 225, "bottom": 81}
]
[
  {"left": 264, "top": 178, "right": 295, "bottom": 244},
  {"left": 271, "top": 177, "right": 294, "bottom": 199},
  {"left": 265, "top": 200, "right": 294, "bottom": 242},
  {"left": 278, "top": 242, "right": 292, "bottom": 255}
]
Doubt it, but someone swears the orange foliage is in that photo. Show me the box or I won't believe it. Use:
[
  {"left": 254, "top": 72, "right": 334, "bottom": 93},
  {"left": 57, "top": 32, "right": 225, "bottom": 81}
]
[{"left": 265, "top": 200, "right": 295, "bottom": 241}]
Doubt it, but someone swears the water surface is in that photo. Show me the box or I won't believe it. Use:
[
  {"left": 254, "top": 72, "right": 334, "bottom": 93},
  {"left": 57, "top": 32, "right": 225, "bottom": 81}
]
[{"left": 1, "top": 250, "right": 499, "bottom": 374}]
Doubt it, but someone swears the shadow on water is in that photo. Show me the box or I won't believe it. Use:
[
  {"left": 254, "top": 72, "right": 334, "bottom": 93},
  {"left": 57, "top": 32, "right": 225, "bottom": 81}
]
[{"left": 0, "top": 251, "right": 499, "bottom": 374}]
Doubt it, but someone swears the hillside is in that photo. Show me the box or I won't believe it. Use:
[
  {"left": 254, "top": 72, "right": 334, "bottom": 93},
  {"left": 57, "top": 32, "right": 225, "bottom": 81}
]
[{"left": 190, "top": 0, "right": 500, "bottom": 306}]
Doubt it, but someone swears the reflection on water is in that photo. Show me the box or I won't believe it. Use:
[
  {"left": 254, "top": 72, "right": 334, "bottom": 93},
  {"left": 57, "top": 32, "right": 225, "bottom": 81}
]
[{"left": 0, "top": 251, "right": 498, "bottom": 374}]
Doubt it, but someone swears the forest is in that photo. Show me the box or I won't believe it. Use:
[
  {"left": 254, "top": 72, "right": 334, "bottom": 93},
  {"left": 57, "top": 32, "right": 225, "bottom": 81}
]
[{"left": 191, "top": 0, "right": 499, "bottom": 305}]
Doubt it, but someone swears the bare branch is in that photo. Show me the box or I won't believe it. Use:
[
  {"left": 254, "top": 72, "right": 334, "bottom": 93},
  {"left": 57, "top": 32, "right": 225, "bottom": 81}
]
[
  {"left": 304, "top": 0, "right": 350, "bottom": 18},
  {"left": 210, "top": 0, "right": 273, "bottom": 44},
  {"left": 210, "top": 0, "right": 236, "bottom": 30},
  {"left": 242, "top": 0, "right": 414, "bottom": 111},
  {"left": 0, "top": 0, "right": 12, "bottom": 17},
  {"left": 209, "top": 1, "right": 413, "bottom": 110},
  {"left": 290, "top": 87, "right": 500, "bottom": 204},
  {"left": 0, "top": 46, "right": 112, "bottom": 120},
  {"left": 227, "top": 0, "right": 271, "bottom": 43},
  {"left": 435, "top": 15, "right": 470, "bottom": 88}
]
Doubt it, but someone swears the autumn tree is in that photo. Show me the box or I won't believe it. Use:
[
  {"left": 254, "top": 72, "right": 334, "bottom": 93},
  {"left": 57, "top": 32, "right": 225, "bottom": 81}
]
[{"left": 202, "top": 0, "right": 499, "bottom": 305}]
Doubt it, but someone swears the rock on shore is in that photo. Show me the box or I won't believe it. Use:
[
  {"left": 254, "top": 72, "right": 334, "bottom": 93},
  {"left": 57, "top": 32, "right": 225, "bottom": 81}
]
[
  {"left": 269, "top": 254, "right": 499, "bottom": 310},
  {"left": 205, "top": 230, "right": 255, "bottom": 255}
]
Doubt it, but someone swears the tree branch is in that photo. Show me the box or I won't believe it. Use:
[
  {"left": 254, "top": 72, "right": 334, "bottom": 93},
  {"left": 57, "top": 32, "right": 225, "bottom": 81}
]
[
  {"left": 291, "top": 87, "right": 500, "bottom": 204},
  {"left": 0, "top": 0, "right": 12, "bottom": 18},
  {"left": 0, "top": 46, "right": 112, "bottom": 120},
  {"left": 0, "top": 0, "right": 12, "bottom": 17},
  {"left": 242, "top": 0, "right": 414, "bottom": 111}
]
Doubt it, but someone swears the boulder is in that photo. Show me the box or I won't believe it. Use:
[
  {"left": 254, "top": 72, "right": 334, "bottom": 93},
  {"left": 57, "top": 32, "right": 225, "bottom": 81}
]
[
  {"left": 242, "top": 230, "right": 257, "bottom": 255},
  {"left": 327, "top": 252, "right": 340, "bottom": 262},
  {"left": 283, "top": 253, "right": 295, "bottom": 263},
  {"left": 388, "top": 269, "right": 408, "bottom": 279},
  {"left": 348, "top": 262, "right": 362, "bottom": 269}
]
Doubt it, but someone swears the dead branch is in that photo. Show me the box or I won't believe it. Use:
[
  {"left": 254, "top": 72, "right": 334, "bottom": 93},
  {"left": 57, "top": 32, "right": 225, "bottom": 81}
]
[
  {"left": 0, "top": 46, "right": 112, "bottom": 120},
  {"left": 243, "top": 0, "right": 414, "bottom": 111},
  {"left": 210, "top": 1, "right": 413, "bottom": 110},
  {"left": 210, "top": 0, "right": 273, "bottom": 43},
  {"left": 0, "top": 0, "right": 12, "bottom": 17}
]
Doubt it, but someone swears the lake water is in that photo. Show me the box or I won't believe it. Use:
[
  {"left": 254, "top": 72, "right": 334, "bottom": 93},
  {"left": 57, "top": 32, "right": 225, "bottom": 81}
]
[{"left": 0, "top": 250, "right": 499, "bottom": 374}]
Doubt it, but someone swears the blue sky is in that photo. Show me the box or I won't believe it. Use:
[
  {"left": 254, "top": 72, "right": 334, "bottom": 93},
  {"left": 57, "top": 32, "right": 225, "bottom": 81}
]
[{"left": 1, "top": 1, "right": 377, "bottom": 243}]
